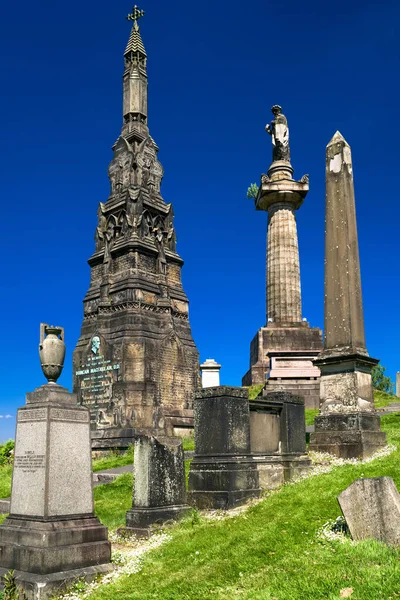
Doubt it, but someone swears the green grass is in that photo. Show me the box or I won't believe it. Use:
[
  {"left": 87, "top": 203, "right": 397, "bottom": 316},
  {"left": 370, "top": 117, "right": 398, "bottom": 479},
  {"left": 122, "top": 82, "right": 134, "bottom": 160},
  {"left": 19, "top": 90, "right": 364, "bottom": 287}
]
[
  {"left": 94, "top": 472, "right": 133, "bottom": 528},
  {"left": 182, "top": 437, "right": 195, "bottom": 452},
  {"left": 0, "top": 465, "right": 12, "bottom": 499},
  {"left": 374, "top": 390, "right": 399, "bottom": 409},
  {"left": 247, "top": 385, "right": 264, "bottom": 400},
  {"left": 92, "top": 446, "right": 134, "bottom": 472},
  {"left": 86, "top": 414, "right": 400, "bottom": 600},
  {"left": 305, "top": 409, "right": 319, "bottom": 426}
]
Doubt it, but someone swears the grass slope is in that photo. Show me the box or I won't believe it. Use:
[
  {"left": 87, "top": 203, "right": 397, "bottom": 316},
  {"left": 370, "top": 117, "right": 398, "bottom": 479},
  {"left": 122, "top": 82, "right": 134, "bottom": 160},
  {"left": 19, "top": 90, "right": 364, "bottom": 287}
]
[{"left": 87, "top": 413, "right": 400, "bottom": 600}]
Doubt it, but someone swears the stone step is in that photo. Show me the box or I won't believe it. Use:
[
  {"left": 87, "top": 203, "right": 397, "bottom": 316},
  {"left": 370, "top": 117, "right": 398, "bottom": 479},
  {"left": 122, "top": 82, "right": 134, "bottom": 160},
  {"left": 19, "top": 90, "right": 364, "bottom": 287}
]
[{"left": 0, "top": 499, "right": 10, "bottom": 513}]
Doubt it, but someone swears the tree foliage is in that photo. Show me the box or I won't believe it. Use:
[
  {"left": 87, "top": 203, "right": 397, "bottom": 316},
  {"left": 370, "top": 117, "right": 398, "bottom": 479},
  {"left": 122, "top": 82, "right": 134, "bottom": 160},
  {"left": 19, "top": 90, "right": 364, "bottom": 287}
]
[
  {"left": 371, "top": 364, "right": 394, "bottom": 394},
  {"left": 246, "top": 183, "right": 259, "bottom": 202}
]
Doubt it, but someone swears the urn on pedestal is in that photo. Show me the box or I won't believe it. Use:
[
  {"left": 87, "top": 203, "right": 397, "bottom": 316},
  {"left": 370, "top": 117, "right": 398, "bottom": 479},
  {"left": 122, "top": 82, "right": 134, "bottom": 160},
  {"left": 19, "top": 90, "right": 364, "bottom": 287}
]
[{"left": 39, "top": 323, "right": 65, "bottom": 383}]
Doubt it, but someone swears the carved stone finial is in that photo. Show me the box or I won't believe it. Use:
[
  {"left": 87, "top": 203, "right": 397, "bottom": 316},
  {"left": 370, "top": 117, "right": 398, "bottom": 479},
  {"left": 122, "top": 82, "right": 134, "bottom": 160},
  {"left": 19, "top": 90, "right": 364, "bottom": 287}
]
[
  {"left": 39, "top": 324, "right": 66, "bottom": 384},
  {"left": 265, "top": 105, "right": 290, "bottom": 163},
  {"left": 126, "top": 5, "right": 145, "bottom": 28}
]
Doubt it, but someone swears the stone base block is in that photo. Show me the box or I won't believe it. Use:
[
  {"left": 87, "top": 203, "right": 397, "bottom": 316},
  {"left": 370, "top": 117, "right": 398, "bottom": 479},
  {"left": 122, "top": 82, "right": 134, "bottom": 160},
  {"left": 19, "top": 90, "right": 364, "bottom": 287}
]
[
  {"left": 263, "top": 378, "right": 321, "bottom": 410},
  {"left": 253, "top": 455, "right": 312, "bottom": 489},
  {"left": 309, "top": 413, "right": 387, "bottom": 459},
  {"left": 188, "top": 457, "right": 261, "bottom": 509},
  {"left": 123, "top": 505, "right": 191, "bottom": 537},
  {"left": 0, "top": 516, "right": 111, "bottom": 575},
  {"left": 0, "top": 563, "right": 114, "bottom": 600},
  {"left": 91, "top": 428, "right": 134, "bottom": 450}
]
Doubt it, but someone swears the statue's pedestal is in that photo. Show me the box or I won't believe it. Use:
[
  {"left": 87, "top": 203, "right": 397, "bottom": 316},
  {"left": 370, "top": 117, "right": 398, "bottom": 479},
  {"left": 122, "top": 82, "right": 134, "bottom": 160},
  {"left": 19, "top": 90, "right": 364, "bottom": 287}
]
[
  {"left": 242, "top": 323, "right": 322, "bottom": 409},
  {"left": 0, "top": 384, "right": 112, "bottom": 599}
]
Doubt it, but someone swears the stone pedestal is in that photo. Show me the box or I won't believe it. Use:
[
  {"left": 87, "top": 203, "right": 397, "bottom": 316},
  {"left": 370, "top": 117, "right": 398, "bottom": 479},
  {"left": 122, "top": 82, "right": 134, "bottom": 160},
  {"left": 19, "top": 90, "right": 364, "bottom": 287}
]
[
  {"left": 188, "top": 387, "right": 261, "bottom": 509},
  {"left": 311, "top": 413, "right": 387, "bottom": 459},
  {"left": 397, "top": 372, "right": 400, "bottom": 398},
  {"left": 123, "top": 436, "right": 190, "bottom": 537},
  {"left": 0, "top": 384, "right": 111, "bottom": 599},
  {"left": 249, "top": 391, "right": 311, "bottom": 488},
  {"left": 200, "top": 358, "right": 221, "bottom": 388},
  {"left": 242, "top": 325, "right": 322, "bottom": 408}
]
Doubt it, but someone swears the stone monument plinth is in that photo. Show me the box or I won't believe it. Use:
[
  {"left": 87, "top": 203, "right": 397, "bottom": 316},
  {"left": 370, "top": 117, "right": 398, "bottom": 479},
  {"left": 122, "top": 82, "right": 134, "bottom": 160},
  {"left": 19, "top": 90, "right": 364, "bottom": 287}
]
[
  {"left": 188, "top": 387, "right": 261, "bottom": 509},
  {"left": 309, "top": 133, "right": 386, "bottom": 458},
  {"left": 396, "top": 372, "right": 400, "bottom": 398},
  {"left": 200, "top": 358, "right": 221, "bottom": 388},
  {"left": 242, "top": 106, "right": 322, "bottom": 408},
  {"left": 0, "top": 324, "right": 111, "bottom": 599},
  {"left": 122, "top": 435, "right": 190, "bottom": 537}
]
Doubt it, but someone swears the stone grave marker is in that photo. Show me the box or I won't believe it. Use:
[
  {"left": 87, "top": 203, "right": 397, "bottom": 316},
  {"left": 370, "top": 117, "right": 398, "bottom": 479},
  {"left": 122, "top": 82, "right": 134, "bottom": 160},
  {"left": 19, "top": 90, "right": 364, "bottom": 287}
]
[{"left": 338, "top": 477, "right": 400, "bottom": 545}]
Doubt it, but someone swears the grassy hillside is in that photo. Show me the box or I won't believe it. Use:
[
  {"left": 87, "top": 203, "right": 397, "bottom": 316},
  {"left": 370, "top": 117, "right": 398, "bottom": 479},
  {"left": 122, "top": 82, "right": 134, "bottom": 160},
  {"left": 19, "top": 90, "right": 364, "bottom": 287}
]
[{"left": 76, "top": 412, "right": 400, "bottom": 600}]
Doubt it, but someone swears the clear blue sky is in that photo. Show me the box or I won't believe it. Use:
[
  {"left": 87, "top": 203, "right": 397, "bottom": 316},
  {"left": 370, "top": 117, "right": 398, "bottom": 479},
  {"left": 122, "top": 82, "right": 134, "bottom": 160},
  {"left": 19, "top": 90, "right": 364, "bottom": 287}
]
[{"left": 0, "top": 0, "right": 399, "bottom": 441}]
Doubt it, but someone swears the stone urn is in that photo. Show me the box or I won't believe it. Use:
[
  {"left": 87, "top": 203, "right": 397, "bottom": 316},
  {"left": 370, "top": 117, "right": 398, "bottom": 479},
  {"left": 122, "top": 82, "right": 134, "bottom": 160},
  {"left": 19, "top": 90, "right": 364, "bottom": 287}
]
[{"left": 39, "top": 323, "right": 66, "bottom": 384}]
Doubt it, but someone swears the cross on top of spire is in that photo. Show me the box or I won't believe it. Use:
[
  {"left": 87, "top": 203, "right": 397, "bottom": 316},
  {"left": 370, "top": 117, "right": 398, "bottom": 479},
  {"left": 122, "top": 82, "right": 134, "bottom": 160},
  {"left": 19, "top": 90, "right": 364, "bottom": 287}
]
[{"left": 127, "top": 5, "right": 145, "bottom": 26}]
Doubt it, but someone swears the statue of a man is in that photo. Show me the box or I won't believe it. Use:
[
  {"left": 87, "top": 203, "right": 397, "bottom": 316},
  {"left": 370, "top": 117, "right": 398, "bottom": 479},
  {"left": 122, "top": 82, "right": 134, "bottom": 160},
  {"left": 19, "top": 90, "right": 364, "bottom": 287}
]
[{"left": 266, "top": 105, "right": 290, "bottom": 162}]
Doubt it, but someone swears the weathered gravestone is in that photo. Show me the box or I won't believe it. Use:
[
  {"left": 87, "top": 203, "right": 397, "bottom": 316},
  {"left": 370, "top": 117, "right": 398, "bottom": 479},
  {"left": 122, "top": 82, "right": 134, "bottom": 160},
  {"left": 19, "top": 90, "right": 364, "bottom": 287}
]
[
  {"left": 122, "top": 435, "right": 190, "bottom": 537},
  {"left": 338, "top": 477, "right": 400, "bottom": 545},
  {"left": 188, "top": 387, "right": 261, "bottom": 509},
  {"left": 0, "top": 325, "right": 112, "bottom": 600}
]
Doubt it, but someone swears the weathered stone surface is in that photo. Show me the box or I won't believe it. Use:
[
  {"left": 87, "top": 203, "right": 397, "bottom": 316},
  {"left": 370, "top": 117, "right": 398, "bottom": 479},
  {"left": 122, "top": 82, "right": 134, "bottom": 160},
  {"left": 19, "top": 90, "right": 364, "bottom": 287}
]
[
  {"left": 124, "top": 435, "right": 190, "bottom": 536},
  {"left": 189, "top": 387, "right": 260, "bottom": 508},
  {"left": 338, "top": 477, "right": 400, "bottom": 545},
  {"left": 249, "top": 391, "right": 311, "bottom": 487},
  {"left": 397, "top": 372, "right": 400, "bottom": 398},
  {"left": 242, "top": 108, "right": 322, "bottom": 402},
  {"left": 0, "top": 381, "right": 111, "bottom": 599},
  {"left": 73, "top": 9, "right": 200, "bottom": 446}
]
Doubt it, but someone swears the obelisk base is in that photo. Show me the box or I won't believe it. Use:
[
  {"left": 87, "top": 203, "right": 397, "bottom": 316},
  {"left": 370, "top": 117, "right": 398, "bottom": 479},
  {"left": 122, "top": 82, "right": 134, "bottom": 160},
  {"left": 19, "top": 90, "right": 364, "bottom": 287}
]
[{"left": 309, "top": 413, "right": 387, "bottom": 459}]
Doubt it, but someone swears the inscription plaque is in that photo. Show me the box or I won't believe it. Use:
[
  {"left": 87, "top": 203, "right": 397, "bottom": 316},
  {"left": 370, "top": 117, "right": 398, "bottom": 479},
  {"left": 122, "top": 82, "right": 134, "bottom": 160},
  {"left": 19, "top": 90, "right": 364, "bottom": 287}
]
[
  {"left": 14, "top": 451, "right": 46, "bottom": 474},
  {"left": 75, "top": 354, "right": 120, "bottom": 406}
]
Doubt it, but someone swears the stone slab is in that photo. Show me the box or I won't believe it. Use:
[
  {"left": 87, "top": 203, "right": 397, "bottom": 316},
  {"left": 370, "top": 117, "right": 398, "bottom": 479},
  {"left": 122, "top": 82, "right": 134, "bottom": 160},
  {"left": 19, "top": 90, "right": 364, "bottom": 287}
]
[
  {"left": 0, "top": 499, "right": 10, "bottom": 514},
  {"left": 338, "top": 477, "right": 400, "bottom": 545}
]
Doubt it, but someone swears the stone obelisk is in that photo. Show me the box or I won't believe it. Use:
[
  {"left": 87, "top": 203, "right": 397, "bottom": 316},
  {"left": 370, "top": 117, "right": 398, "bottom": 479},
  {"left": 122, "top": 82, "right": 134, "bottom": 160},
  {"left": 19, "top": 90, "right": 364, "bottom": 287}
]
[
  {"left": 242, "top": 106, "right": 322, "bottom": 407},
  {"left": 309, "top": 132, "right": 386, "bottom": 458}
]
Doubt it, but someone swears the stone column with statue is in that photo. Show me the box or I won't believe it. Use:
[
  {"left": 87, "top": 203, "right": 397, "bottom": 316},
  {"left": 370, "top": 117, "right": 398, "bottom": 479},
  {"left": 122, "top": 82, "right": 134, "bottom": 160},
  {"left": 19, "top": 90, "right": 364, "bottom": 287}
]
[
  {"left": 0, "top": 324, "right": 112, "bottom": 599},
  {"left": 242, "top": 106, "right": 322, "bottom": 408}
]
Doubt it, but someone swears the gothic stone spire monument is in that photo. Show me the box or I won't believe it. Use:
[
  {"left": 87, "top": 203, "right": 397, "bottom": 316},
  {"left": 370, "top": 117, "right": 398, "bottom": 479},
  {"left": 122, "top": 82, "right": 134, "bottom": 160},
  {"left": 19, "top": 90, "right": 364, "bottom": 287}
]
[
  {"left": 73, "top": 7, "right": 200, "bottom": 447},
  {"left": 242, "top": 106, "right": 323, "bottom": 408},
  {"left": 309, "top": 132, "right": 386, "bottom": 458}
]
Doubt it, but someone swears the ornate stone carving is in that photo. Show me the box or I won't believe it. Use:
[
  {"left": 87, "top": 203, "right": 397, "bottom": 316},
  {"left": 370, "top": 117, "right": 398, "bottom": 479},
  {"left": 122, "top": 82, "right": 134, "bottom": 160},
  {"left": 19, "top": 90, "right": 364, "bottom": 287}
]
[
  {"left": 136, "top": 137, "right": 164, "bottom": 192},
  {"left": 108, "top": 137, "right": 134, "bottom": 194}
]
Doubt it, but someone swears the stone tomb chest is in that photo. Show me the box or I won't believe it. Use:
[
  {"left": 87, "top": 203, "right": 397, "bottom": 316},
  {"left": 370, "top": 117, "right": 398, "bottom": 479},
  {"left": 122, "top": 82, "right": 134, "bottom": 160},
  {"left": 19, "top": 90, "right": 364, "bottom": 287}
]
[{"left": 249, "top": 391, "right": 311, "bottom": 489}]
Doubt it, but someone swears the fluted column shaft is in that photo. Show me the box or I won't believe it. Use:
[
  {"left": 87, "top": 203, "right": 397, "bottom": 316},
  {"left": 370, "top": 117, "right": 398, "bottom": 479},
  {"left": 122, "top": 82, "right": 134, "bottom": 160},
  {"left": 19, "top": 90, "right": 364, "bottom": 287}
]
[{"left": 267, "top": 202, "right": 302, "bottom": 323}]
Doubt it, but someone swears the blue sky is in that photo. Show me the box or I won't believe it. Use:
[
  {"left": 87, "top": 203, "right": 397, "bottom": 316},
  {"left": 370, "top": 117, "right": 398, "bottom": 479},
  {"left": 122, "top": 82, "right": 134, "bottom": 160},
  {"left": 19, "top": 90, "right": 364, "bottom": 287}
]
[{"left": 0, "top": 0, "right": 399, "bottom": 442}]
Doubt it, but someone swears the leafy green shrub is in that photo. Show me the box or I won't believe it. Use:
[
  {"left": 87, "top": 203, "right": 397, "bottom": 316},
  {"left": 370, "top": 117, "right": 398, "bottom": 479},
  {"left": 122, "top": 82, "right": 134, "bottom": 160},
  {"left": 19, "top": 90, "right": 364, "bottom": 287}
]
[{"left": 0, "top": 441, "right": 14, "bottom": 467}]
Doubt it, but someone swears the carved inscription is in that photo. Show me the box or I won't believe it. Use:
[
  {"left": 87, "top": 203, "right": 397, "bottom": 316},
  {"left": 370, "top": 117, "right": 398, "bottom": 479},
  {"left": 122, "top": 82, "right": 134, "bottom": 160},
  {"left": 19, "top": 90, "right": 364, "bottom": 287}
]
[
  {"left": 19, "top": 409, "right": 47, "bottom": 422},
  {"left": 50, "top": 409, "right": 89, "bottom": 423},
  {"left": 14, "top": 451, "right": 46, "bottom": 474}
]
